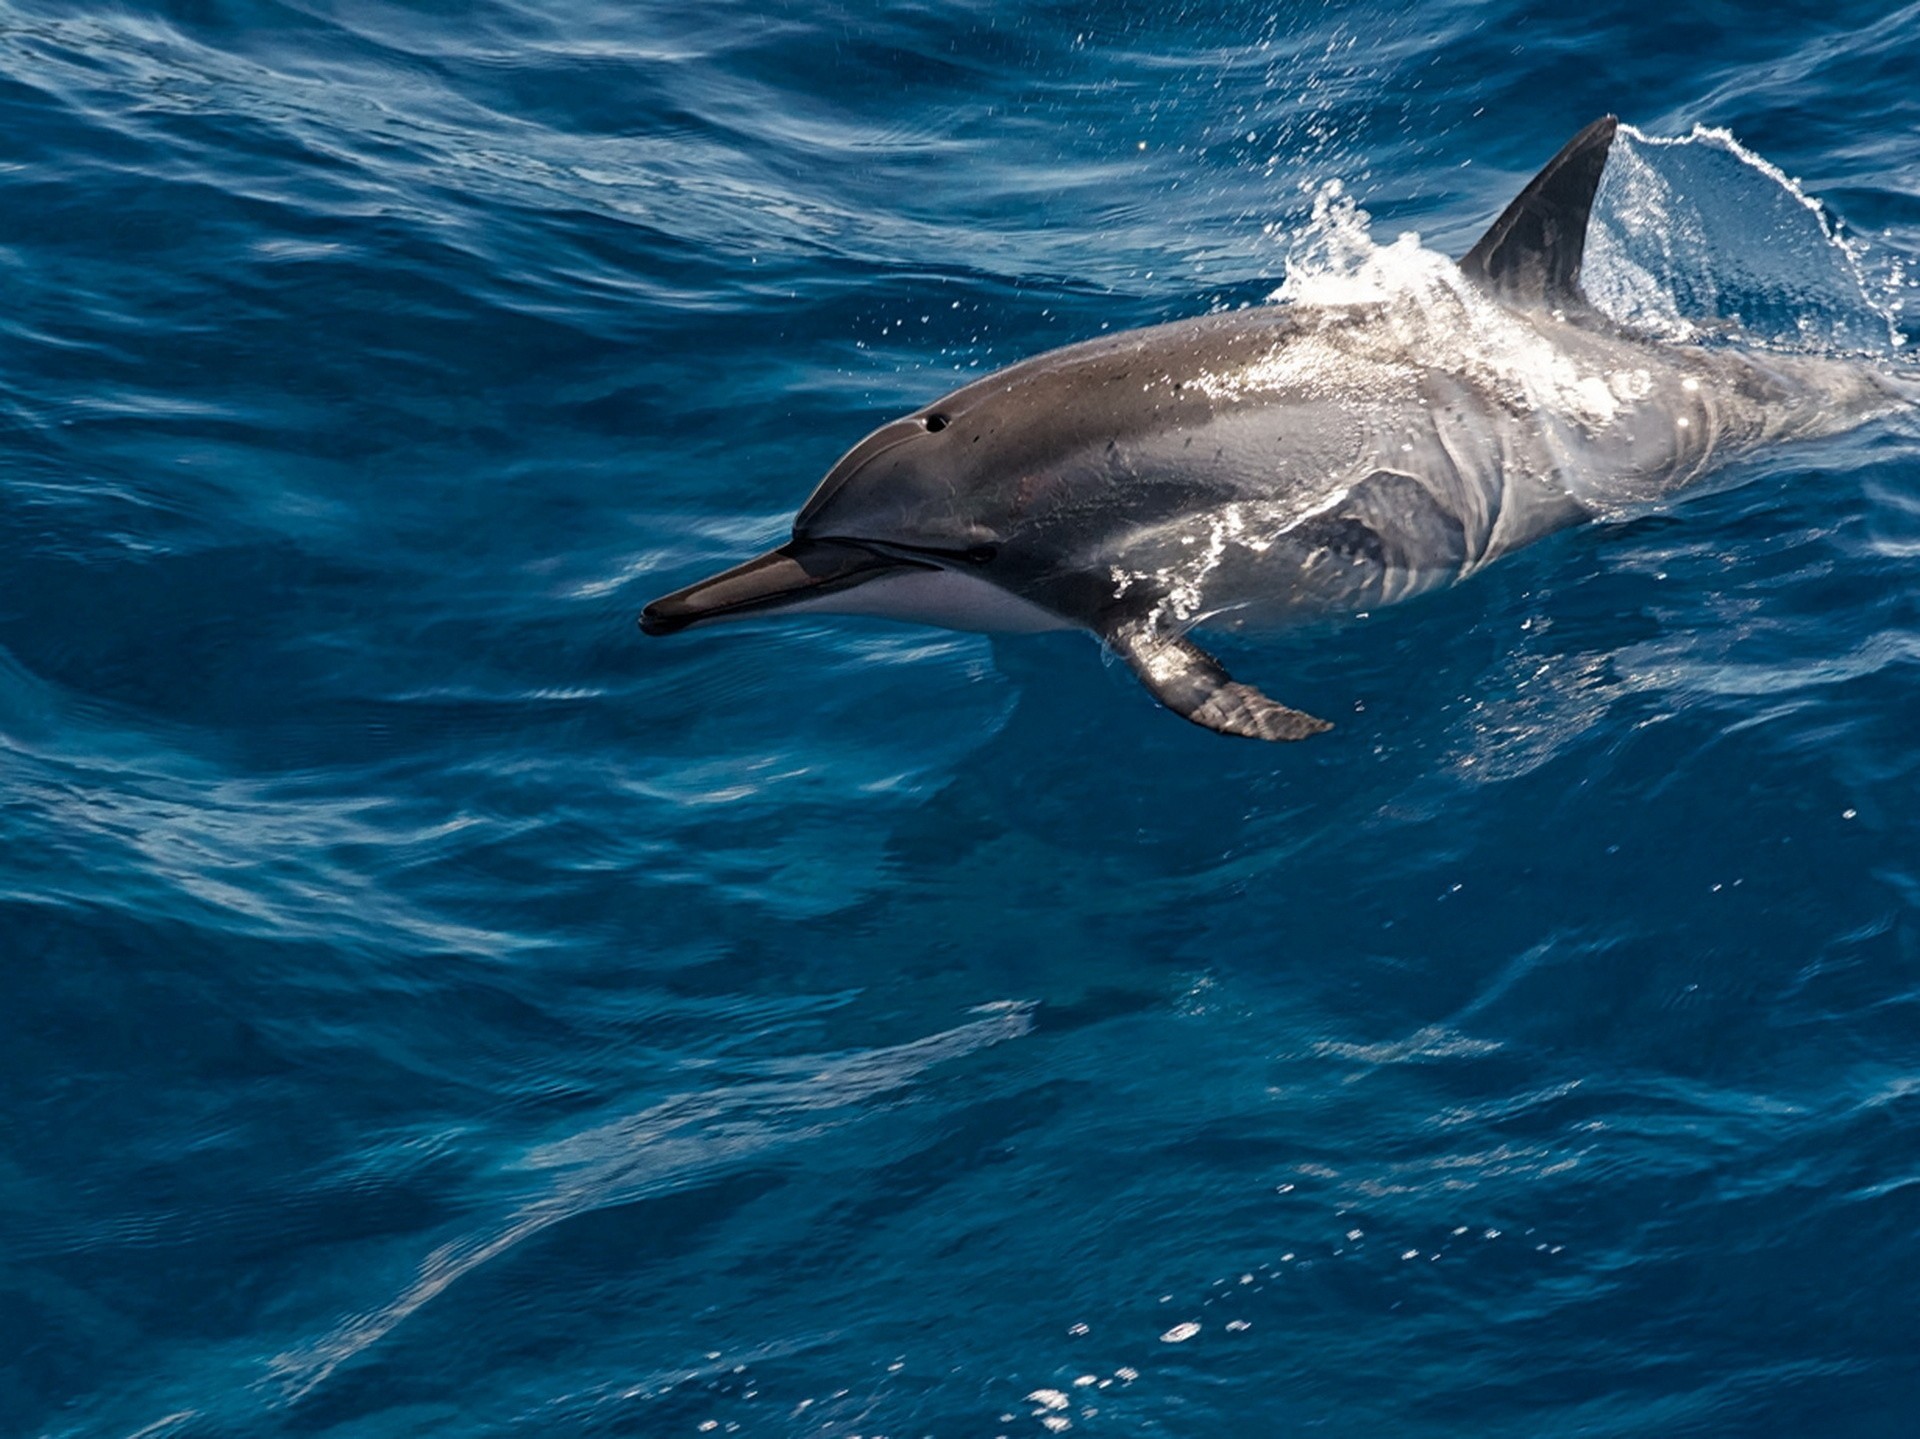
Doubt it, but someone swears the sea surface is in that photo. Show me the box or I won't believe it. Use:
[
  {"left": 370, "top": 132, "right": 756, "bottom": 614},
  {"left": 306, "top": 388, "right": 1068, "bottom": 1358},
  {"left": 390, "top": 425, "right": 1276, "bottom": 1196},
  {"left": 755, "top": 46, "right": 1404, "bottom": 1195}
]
[{"left": 5, "top": 2, "right": 1920, "bottom": 1436}]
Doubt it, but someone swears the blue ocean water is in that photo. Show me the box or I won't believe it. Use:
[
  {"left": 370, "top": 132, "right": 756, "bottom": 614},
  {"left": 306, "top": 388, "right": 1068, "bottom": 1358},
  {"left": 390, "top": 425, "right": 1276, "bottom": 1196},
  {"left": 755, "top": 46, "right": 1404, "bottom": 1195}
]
[{"left": 5, "top": 1, "right": 1920, "bottom": 1434}]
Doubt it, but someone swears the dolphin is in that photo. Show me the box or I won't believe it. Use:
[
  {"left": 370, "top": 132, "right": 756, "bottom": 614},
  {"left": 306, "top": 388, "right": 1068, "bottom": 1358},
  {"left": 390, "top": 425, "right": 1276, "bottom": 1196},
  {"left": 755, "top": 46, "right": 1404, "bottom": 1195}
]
[{"left": 641, "top": 117, "right": 1909, "bottom": 739}]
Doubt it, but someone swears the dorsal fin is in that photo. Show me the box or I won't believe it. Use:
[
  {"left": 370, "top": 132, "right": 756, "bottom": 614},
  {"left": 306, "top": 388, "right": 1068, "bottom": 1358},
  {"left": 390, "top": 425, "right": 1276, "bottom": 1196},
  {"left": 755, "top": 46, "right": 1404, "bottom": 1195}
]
[{"left": 1460, "top": 116, "right": 1618, "bottom": 309}]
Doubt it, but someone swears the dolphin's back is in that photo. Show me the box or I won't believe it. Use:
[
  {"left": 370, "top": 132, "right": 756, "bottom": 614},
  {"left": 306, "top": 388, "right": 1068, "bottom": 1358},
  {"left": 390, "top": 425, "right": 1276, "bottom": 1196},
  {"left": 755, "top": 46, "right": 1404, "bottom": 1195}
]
[{"left": 1041, "top": 298, "right": 1909, "bottom": 630}]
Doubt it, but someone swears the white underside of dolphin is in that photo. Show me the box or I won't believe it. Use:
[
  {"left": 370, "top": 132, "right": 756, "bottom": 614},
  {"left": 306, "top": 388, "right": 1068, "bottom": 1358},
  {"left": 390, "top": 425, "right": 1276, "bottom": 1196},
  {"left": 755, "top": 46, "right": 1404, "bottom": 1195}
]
[
  {"left": 641, "top": 117, "right": 1912, "bottom": 741},
  {"left": 771, "top": 565, "right": 1074, "bottom": 633}
]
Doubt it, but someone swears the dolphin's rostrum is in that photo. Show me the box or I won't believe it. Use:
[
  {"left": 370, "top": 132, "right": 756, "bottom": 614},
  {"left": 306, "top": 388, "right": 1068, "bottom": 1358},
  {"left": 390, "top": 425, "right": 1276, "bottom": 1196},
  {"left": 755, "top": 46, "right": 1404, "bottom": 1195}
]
[{"left": 641, "top": 118, "right": 1908, "bottom": 740}]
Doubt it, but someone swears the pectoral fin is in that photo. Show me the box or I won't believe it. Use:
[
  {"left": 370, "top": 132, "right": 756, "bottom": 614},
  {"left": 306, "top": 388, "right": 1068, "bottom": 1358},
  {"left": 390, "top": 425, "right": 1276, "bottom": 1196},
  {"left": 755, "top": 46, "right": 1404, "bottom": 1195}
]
[{"left": 1105, "top": 620, "right": 1332, "bottom": 742}]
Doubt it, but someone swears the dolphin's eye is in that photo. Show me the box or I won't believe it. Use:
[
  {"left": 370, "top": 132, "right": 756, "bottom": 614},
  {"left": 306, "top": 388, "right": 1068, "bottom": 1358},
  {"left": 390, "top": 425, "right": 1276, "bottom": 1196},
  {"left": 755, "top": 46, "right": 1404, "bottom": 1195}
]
[
  {"left": 963, "top": 544, "right": 997, "bottom": 565},
  {"left": 922, "top": 413, "right": 949, "bottom": 432}
]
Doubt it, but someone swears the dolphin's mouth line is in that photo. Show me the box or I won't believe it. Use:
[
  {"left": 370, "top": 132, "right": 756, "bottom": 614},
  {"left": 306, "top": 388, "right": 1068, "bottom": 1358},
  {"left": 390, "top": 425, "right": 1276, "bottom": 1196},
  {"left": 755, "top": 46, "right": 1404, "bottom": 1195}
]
[
  {"left": 830, "top": 536, "right": 1000, "bottom": 568},
  {"left": 638, "top": 537, "right": 936, "bottom": 636}
]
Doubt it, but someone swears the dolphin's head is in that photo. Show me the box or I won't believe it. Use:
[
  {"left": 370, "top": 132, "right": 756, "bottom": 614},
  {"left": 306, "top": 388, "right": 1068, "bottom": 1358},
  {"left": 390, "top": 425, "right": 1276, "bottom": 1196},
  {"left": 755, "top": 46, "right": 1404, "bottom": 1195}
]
[
  {"left": 792, "top": 407, "right": 1007, "bottom": 558},
  {"left": 638, "top": 405, "right": 1015, "bottom": 636}
]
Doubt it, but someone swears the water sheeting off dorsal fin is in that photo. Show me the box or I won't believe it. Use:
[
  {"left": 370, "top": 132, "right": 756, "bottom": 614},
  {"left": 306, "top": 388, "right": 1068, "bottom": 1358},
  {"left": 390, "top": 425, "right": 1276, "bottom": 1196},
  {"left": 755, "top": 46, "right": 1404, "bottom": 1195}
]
[{"left": 1460, "top": 115, "right": 1618, "bottom": 309}]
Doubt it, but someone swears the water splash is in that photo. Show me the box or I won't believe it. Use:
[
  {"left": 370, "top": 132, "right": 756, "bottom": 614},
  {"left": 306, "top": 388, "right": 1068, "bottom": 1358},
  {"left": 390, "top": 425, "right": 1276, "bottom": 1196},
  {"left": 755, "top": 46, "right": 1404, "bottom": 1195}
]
[
  {"left": 1265, "top": 182, "right": 1657, "bottom": 434},
  {"left": 1587, "top": 124, "right": 1904, "bottom": 354},
  {"left": 1272, "top": 124, "right": 1907, "bottom": 356}
]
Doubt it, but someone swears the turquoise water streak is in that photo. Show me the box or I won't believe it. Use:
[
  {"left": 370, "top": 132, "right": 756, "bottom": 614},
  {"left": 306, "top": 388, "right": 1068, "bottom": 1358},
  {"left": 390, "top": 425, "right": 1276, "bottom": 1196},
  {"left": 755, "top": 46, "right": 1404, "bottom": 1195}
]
[{"left": 3, "top": 3, "right": 1919, "bottom": 1435}]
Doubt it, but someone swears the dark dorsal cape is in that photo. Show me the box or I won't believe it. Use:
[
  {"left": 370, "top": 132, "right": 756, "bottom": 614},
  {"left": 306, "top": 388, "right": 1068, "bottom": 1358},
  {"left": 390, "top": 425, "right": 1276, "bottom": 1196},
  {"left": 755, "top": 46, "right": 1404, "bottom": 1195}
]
[{"left": 1459, "top": 115, "right": 1618, "bottom": 309}]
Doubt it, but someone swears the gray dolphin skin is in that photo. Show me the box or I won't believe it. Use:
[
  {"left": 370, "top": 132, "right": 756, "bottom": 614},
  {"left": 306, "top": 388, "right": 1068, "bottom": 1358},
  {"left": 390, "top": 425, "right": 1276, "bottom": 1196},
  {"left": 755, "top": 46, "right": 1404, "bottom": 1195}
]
[{"left": 641, "top": 118, "right": 1909, "bottom": 740}]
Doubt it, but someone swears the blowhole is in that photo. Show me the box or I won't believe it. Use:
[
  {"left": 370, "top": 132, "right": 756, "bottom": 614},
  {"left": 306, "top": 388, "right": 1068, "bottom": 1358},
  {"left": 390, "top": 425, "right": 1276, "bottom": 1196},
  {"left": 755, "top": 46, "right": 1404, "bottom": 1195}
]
[{"left": 923, "top": 413, "right": 949, "bottom": 432}]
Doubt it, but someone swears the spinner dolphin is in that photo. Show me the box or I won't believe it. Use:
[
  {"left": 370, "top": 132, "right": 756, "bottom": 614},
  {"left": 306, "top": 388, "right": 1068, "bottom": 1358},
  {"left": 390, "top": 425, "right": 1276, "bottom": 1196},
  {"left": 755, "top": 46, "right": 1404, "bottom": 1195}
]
[{"left": 641, "top": 118, "right": 1908, "bottom": 740}]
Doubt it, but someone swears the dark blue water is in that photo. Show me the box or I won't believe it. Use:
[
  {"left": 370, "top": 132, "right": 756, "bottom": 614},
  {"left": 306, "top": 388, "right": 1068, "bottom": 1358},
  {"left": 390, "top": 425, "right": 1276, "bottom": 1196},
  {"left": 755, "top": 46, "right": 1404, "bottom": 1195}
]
[{"left": 6, "top": 3, "right": 1920, "bottom": 1435}]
